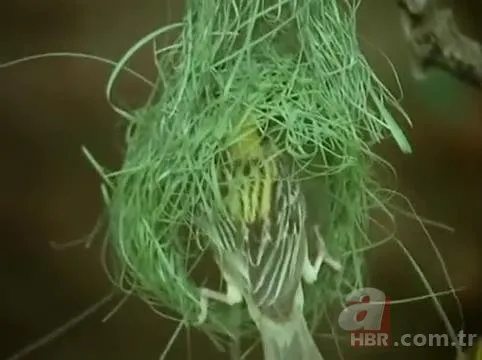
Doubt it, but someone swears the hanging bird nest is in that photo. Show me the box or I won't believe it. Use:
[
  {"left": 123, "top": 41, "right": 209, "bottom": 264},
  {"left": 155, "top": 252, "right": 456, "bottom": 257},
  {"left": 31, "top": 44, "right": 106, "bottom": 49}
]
[{"left": 89, "top": 0, "right": 411, "bottom": 347}]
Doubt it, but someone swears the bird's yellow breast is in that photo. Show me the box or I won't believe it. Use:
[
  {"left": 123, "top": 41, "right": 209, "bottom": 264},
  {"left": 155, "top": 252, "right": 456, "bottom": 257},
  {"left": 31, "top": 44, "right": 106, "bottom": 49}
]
[
  {"left": 228, "top": 117, "right": 264, "bottom": 161},
  {"left": 224, "top": 114, "right": 278, "bottom": 224}
]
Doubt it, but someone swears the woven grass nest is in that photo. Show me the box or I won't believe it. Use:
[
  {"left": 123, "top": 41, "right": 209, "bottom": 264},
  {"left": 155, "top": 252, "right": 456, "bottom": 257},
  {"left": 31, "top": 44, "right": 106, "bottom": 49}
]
[{"left": 88, "top": 0, "right": 412, "bottom": 347}]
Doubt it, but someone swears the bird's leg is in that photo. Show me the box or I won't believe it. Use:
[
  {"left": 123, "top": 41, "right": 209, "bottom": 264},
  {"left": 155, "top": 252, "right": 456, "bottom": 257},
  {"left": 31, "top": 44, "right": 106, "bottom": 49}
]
[
  {"left": 313, "top": 225, "right": 342, "bottom": 272},
  {"left": 302, "top": 225, "right": 342, "bottom": 284},
  {"left": 196, "top": 281, "right": 243, "bottom": 325}
]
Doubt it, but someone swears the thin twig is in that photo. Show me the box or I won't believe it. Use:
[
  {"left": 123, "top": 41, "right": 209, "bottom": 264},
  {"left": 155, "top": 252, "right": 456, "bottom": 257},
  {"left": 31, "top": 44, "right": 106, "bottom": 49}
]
[
  {"left": 6, "top": 292, "right": 116, "bottom": 360},
  {"left": 229, "top": 336, "right": 242, "bottom": 360},
  {"left": 397, "top": 0, "right": 482, "bottom": 88},
  {"left": 229, "top": 305, "right": 242, "bottom": 360}
]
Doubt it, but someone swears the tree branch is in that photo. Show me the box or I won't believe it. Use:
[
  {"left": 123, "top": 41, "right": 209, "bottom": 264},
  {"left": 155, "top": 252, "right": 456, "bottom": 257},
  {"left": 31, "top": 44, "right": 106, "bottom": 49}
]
[{"left": 397, "top": 0, "right": 482, "bottom": 88}]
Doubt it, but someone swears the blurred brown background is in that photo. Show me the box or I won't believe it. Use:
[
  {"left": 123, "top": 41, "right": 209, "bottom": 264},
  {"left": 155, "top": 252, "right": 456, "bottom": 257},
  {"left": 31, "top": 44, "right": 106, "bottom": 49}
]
[{"left": 1, "top": 0, "right": 481, "bottom": 359}]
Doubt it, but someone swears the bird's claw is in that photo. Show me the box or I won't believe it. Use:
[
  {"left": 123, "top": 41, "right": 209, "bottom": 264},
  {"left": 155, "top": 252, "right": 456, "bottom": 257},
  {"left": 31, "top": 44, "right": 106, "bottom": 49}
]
[
  {"left": 302, "top": 225, "right": 342, "bottom": 284},
  {"left": 195, "top": 284, "right": 243, "bottom": 326}
]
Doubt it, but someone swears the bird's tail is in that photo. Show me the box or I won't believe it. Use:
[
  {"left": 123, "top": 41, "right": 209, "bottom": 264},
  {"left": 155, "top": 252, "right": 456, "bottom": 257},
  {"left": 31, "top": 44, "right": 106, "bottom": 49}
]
[{"left": 257, "top": 310, "right": 323, "bottom": 360}]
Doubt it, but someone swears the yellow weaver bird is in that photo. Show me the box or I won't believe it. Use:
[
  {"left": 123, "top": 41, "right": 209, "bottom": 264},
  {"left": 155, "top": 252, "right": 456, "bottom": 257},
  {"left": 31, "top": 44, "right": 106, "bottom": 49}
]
[{"left": 196, "top": 113, "right": 341, "bottom": 360}]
